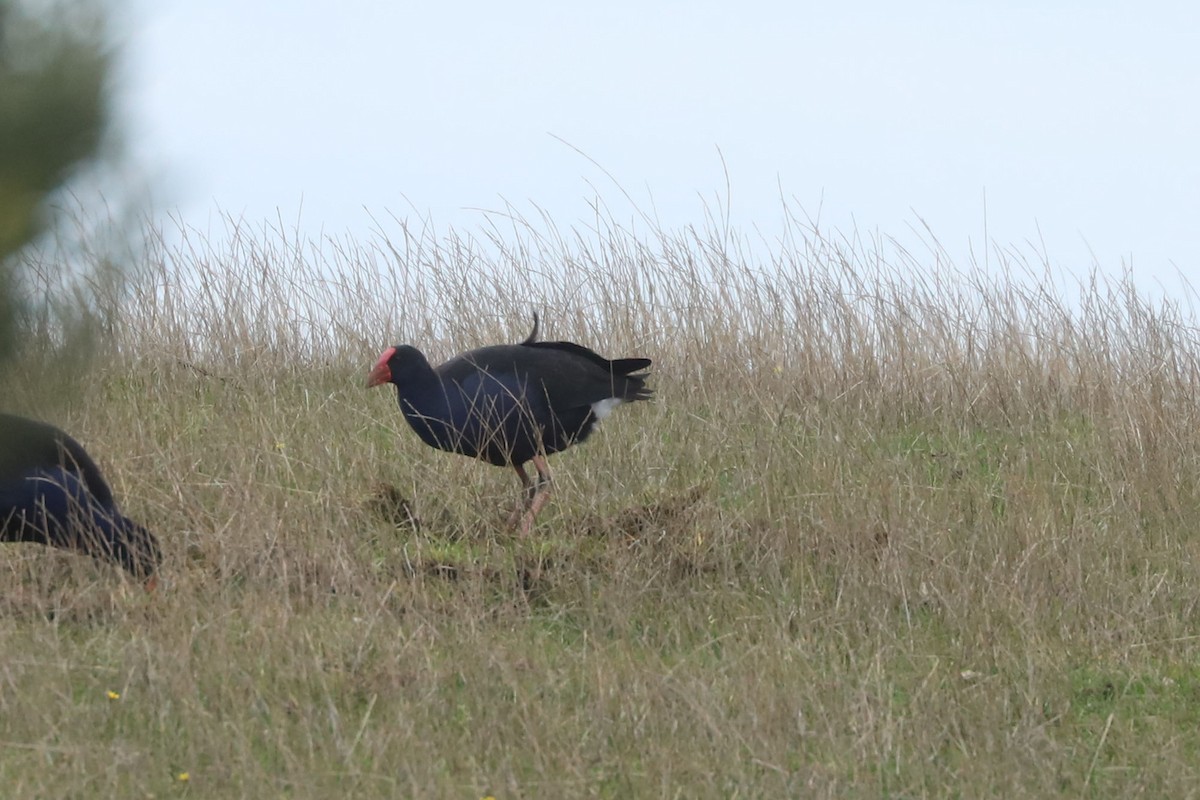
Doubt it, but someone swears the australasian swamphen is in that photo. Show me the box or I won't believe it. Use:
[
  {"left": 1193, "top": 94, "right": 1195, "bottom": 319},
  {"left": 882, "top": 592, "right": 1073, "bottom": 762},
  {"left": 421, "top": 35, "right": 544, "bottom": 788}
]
[
  {"left": 367, "top": 315, "right": 652, "bottom": 533},
  {"left": 0, "top": 414, "right": 162, "bottom": 587}
]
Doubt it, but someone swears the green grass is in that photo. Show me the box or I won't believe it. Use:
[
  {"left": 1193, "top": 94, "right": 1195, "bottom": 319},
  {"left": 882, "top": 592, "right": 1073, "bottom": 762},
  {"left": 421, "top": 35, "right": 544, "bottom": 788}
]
[{"left": 4, "top": 208, "right": 1200, "bottom": 796}]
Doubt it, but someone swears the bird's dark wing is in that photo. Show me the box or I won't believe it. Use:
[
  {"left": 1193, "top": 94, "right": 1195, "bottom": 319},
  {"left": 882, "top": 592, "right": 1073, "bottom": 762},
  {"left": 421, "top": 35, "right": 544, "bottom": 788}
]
[
  {"left": 443, "top": 344, "right": 646, "bottom": 411},
  {"left": 522, "top": 343, "right": 652, "bottom": 405},
  {"left": 608, "top": 357, "right": 653, "bottom": 375},
  {"left": 523, "top": 339, "right": 651, "bottom": 376}
]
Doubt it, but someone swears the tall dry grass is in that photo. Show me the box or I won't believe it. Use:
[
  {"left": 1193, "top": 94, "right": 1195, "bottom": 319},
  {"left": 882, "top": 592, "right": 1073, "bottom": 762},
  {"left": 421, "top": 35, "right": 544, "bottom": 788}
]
[{"left": 3, "top": 203, "right": 1200, "bottom": 797}]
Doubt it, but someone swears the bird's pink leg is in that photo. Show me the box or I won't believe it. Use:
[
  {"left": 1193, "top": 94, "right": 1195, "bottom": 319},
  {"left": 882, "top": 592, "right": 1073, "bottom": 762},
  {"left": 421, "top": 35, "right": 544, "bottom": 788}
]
[
  {"left": 517, "top": 455, "right": 552, "bottom": 536},
  {"left": 506, "top": 462, "right": 535, "bottom": 527}
]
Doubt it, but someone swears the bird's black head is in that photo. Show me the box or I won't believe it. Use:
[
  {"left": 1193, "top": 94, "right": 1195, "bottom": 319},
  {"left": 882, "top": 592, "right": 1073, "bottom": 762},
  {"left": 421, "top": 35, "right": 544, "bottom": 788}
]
[
  {"left": 366, "top": 345, "right": 430, "bottom": 389},
  {"left": 110, "top": 519, "right": 163, "bottom": 581},
  {"left": 75, "top": 514, "right": 163, "bottom": 583}
]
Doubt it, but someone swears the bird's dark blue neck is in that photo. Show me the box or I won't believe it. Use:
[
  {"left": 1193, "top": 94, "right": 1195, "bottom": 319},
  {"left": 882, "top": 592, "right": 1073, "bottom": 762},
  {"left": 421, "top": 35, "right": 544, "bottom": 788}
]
[{"left": 393, "top": 381, "right": 458, "bottom": 451}]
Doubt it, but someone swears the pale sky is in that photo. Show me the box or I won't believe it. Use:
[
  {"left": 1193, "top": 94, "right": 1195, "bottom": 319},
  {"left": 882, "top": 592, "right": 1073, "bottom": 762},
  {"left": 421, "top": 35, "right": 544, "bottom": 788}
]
[{"left": 119, "top": 1, "right": 1199, "bottom": 295}]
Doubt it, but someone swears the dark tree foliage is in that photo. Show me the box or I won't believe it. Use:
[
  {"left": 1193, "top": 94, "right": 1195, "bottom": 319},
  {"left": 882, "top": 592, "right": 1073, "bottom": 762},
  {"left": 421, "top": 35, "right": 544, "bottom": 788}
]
[{"left": 0, "top": 0, "right": 114, "bottom": 363}]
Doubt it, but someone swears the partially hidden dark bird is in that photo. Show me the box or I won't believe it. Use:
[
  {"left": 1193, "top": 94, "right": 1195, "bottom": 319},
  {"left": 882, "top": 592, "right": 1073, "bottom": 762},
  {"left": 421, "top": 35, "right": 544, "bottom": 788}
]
[
  {"left": 367, "top": 315, "right": 652, "bottom": 534},
  {"left": 0, "top": 414, "right": 162, "bottom": 588}
]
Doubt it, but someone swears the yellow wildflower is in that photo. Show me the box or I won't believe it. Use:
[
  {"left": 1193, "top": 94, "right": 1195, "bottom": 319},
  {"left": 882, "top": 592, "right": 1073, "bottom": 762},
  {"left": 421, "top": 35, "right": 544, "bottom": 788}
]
[
  {"left": 177, "top": 772, "right": 190, "bottom": 782},
  {"left": 106, "top": 690, "right": 120, "bottom": 700}
]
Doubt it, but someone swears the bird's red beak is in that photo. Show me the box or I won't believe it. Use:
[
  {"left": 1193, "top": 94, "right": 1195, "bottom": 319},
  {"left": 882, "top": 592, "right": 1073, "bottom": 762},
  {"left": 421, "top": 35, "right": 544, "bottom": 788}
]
[
  {"left": 367, "top": 348, "right": 394, "bottom": 388},
  {"left": 366, "top": 362, "right": 390, "bottom": 388}
]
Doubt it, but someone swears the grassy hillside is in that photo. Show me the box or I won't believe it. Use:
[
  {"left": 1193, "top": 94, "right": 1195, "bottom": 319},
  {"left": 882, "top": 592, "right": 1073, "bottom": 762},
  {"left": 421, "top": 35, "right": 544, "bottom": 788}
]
[{"left": 4, "top": 211, "right": 1200, "bottom": 797}]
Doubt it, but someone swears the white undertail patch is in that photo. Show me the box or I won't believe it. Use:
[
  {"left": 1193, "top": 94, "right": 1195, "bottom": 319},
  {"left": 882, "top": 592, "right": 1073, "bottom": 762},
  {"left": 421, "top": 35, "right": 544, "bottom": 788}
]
[{"left": 591, "top": 397, "right": 623, "bottom": 421}]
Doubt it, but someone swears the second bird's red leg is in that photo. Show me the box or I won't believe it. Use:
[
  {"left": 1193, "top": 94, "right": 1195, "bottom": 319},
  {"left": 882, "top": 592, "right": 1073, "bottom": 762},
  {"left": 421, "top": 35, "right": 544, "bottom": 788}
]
[
  {"left": 507, "top": 462, "right": 535, "bottom": 528},
  {"left": 517, "top": 455, "right": 553, "bottom": 536}
]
